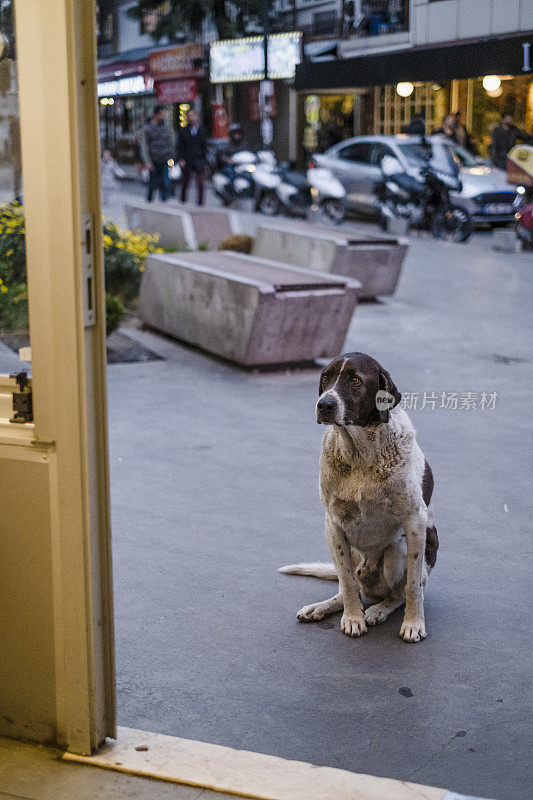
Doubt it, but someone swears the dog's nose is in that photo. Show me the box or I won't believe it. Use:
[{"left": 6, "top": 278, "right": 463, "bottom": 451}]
[{"left": 317, "top": 396, "right": 337, "bottom": 417}]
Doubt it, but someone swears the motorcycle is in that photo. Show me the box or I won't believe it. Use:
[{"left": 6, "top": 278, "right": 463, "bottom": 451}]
[
  {"left": 506, "top": 144, "right": 533, "bottom": 247},
  {"left": 376, "top": 143, "right": 473, "bottom": 242},
  {"left": 254, "top": 158, "right": 346, "bottom": 224},
  {"left": 211, "top": 150, "right": 258, "bottom": 207}
]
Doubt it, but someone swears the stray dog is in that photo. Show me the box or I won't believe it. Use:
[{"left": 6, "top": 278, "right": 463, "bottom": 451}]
[{"left": 280, "top": 352, "right": 438, "bottom": 643}]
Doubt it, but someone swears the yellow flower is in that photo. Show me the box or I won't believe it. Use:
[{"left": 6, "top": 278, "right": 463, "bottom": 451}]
[
  {"left": 6, "top": 248, "right": 14, "bottom": 256},
  {"left": 1, "top": 285, "right": 8, "bottom": 294}
]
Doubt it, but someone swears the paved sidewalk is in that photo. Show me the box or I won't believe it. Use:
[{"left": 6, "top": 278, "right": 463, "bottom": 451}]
[
  {"left": 106, "top": 228, "right": 532, "bottom": 800},
  {"left": 0, "top": 736, "right": 255, "bottom": 800}
]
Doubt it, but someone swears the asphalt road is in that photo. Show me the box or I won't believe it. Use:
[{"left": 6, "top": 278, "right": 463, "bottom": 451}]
[{"left": 104, "top": 204, "right": 533, "bottom": 800}]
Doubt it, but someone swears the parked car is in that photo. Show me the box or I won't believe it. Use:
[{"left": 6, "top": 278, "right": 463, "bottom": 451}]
[{"left": 312, "top": 135, "right": 521, "bottom": 226}]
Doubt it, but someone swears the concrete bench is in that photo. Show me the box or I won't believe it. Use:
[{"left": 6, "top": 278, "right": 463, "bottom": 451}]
[
  {"left": 251, "top": 223, "right": 407, "bottom": 299},
  {"left": 138, "top": 251, "right": 360, "bottom": 366},
  {"left": 125, "top": 202, "right": 238, "bottom": 251}
]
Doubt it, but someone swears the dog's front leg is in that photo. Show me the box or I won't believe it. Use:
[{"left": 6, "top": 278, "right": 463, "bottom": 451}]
[
  {"left": 400, "top": 508, "right": 428, "bottom": 643},
  {"left": 326, "top": 515, "right": 367, "bottom": 637}
]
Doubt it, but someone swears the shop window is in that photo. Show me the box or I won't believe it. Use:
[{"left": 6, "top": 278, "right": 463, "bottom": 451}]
[{"left": 373, "top": 83, "right": 438, "bottom": 135}]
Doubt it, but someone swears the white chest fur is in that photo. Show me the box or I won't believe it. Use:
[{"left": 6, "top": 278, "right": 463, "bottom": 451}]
[{"left": 319, "top": 409, "right": 424, "bottom": 554}]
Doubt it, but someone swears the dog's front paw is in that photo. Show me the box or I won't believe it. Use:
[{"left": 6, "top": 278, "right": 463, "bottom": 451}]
[
  {"left": 399, "top": 618, "right": 426, "bottom": 643},
  {"left": 341, "top": 613, "right": 367, "bottom": 637}
]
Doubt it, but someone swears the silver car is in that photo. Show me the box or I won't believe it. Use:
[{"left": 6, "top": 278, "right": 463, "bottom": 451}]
[{"left": 312, "top": 134, "right": 521, "bottom": 225}]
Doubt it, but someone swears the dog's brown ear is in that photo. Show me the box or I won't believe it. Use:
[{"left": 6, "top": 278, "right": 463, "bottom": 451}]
[
  {"left": 378, "top": 368, "right": 401, "bottom": 423},
  {"left": 319, "top": 368, "right": 328, "bottom": 396}
]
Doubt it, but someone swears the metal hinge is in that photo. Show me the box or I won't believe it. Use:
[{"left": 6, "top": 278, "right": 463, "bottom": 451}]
[{"left": 9, "top": 371, "right": 33, "bottom": 423}]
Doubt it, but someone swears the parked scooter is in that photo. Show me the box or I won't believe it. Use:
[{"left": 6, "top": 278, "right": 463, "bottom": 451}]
[
  {"left": 506, "top": 144, "right": 533, "bottom": 247},
  {"left": 211, "top": 150, "right": 257, "bottom": 207},
  {"left": 376, "top": 143, "right": 473, "bottom": 242},
  {"left": 254, "top": 158, "right": 346, "bottom": 224}
]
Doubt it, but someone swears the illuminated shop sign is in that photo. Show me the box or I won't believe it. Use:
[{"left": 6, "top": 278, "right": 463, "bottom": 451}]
[
  {"left": 209, "top": 32, "right": 302, "bottom": 83},
  {"left": 97, "top": 75, "right": 154, "bottom": 97}
]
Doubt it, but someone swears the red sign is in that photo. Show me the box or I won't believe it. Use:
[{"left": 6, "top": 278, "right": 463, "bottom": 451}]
[
  {"left": 155, "top": 78, "right": 198, "bottom": 104},
  {"left": 150, "top": 43, "right": 203, "bottom": 80},
  {"left": 247, "top": 83, "right": 276, "bottom": 122},
  {"left": 211, "top": 103, "right": 229, "bottom": 139}
]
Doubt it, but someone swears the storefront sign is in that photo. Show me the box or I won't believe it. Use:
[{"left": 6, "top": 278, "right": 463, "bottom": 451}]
[
  {"left": 150, "top": 43, "right": 203, "bottom": 80},
  {"left": 97, "top": 74, "right": 154, "bottom": 97},
  {"left": 98, "top": 60, "right": 148, "bottom": 81},
  {"left": 210, "top": 32, "right": 302, "bottom": 83},
  {"left": 295, "top": 33, "right": 533, "bottom": 91},
  {"left": 155, "top": 78, "right": 197, "bottom": 104}
]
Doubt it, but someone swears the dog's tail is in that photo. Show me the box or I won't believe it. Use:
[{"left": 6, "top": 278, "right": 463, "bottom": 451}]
[{"left": 278, "top": 562, "right": 338, "bottom": 580}]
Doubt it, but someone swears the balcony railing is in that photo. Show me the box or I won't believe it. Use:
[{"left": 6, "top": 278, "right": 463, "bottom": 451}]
[{"left": 273, "top": 0, "right": 409, "bottom": 41}]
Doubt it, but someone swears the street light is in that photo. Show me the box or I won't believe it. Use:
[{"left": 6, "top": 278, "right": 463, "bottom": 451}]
[
  {"left": 482, "top": 75, "right": 501, "bottom": 92},
  {"left": 396, "top": 82, "right": 414, "bottom": 98}
]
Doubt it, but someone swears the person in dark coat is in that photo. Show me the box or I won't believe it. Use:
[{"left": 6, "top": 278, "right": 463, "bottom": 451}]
[
  {"left": 177, "top": 108, "right": 208, "bottom": 206},
  {"left": 140, "top": 104, "right": 174, "bottom": 202},
  {"left": 401, "top": 112, "right": 426, "bottom": 135},
  {"left": 490, "top": 113, "right": 533, "bottom": 171},
  {"left": 432, "top": 114, "right": 457, "bottom": 140},
  {"left": 452, "top": 111, "right": 479, "bottom": 155}
]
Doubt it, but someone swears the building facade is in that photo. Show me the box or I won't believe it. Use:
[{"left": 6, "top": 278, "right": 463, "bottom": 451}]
[
  {"left": 293, "top": 0, "right": 533, "bottom": 160},
  {"left": 97, "top": 1, "right": 209, "bottom": 174}
]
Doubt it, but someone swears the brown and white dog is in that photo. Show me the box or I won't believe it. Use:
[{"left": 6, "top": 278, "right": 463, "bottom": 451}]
[{"left": 280, "top": 352, "right": 438, "bottom": 643}]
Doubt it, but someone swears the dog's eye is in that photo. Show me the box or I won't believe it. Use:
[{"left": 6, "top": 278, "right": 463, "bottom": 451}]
[{"left": 352, "top": 376, "right": 362, "bottom": 385}]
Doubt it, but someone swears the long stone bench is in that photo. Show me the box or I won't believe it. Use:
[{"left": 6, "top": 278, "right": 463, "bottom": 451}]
[
  {"left": 125, "top": 202, "right": 238, "bottom": 251},
  {"left": 251, "top": 223, "right": 407, "bottom": 299},
  {"left": 138, "top": 251, "right": 360, "bottom": 366}
]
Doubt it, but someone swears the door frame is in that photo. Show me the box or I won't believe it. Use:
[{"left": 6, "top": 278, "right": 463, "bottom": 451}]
[{"left": 4, "top": 0, "right": 116, "bottom": 754}]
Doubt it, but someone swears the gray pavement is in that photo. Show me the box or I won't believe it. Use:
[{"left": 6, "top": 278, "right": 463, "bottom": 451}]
[
  {"left": 1, "top": 189, "right": 531, "bottom": 800},
  {"left": 105, "top": 211, "right": 532, "bottom": 800}
]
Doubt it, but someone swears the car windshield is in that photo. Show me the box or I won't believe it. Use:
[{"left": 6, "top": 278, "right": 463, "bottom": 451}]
[{"left": 397, "top": 139, "right": 479, "bottom": 170}]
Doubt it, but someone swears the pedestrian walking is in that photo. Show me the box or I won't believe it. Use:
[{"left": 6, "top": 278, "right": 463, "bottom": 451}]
[
  {"left": 140, "top": 104, "right": 174, "bottom": 203},
  {"left": 490, "top": 113, "right": 533, "bottom": 170},
  {"left": 177, "top": 108, "right": 208, "bottom": 206},
  {"left": 401, "top": 112, "right": 426, "bottom": 135},
  {"left": 100, "top": 149, "right": 124, "bottom": 205},
  {"left": 452, "top": 111, "right": 478, "bottom": 155},
  {"left": 432, "top": 114, "right": 456, "bottom": 140}
]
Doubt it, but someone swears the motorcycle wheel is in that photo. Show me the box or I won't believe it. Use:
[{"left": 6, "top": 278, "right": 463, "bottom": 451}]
[
  {"left": 258, "top": 190, "right": 280, "bottom": 216},
  {"left": 432, "top": 206, "right": 473, "bottom": 242},
  {"left": 320, "top": 198, "right": 345, "bottom": 225}
]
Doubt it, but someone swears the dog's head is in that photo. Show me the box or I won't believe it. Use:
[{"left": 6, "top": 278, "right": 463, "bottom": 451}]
[{"left": 316, "top": 352, "right": 401, "bottom": 427}]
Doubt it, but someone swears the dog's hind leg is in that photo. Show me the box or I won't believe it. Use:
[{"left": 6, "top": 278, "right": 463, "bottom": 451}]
[
  {"left": 364, "top": 596, "right": 404, "bottom": 626},
  {"left": 363, "top": 540, "right": 406, "bottom": 626},
  {"left": 297, "top": 592, "right": 343, "bottom": 622}
]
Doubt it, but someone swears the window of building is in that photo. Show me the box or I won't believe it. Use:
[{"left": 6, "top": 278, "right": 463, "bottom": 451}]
[
  {"left": 344, "top": 0, "right": 408, "bottom": 37},
  {"left": 140, "top": 1, "right": 170, "bottom": 35},
  {"left": 313, "top": 10, "right": 338, "bottom": 37}
]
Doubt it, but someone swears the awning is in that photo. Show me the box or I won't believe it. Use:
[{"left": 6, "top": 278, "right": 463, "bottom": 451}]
[
  {"left": 295, "top": 31, "right": 533, "bottom": 91},
  {"left": 304, "top": 40, "right": 338, "bottom": 61}
]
